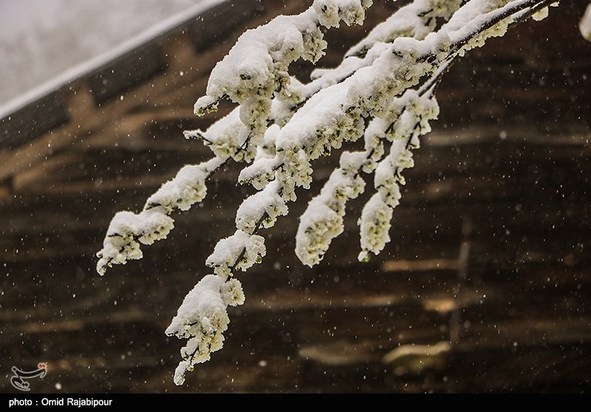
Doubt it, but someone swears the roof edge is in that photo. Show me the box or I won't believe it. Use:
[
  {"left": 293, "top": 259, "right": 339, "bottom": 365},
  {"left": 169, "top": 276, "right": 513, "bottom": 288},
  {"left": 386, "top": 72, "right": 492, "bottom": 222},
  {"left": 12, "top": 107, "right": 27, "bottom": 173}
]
[{"left": 0, "top": 0, "right": 227, "bottom": 120}]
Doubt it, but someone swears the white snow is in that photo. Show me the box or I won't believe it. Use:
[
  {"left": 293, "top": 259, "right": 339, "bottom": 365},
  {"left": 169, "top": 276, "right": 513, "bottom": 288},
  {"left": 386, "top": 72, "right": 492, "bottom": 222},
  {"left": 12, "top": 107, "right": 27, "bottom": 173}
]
[
  {"left": 198, "top": 10, "right": 317, "bottom": 104},
  {"left": 358, "top": 192, "right": 393, "bottom": 261},
  {"left": 186, "top": 108, "right": 250, "bottom": 161},
  {"left": 145, "top": 158, "right": 222, "bottom": 213},
  {"left": 313, "top": 0, "right": 368, "bottom": 28},
  {"left": 580, "top": 3, "right": 591, "bottom": 41},
  {"left": 295, "top": 201, "right": 343, "bottom": 267},
  {"left": 346, "top": 0, "right": 439, "bottom": 57},
  {"left": 205, "top": 230, "right": 266, "bottom": 278},
  {"left": 165, "top": 274, "right": 245, "bottom": 385},
  {"left": 235, "top": 180, "right": 288, "bottom": 233},
  {"left": 96, "top": 209, "right": 174, "bottom": 275}
]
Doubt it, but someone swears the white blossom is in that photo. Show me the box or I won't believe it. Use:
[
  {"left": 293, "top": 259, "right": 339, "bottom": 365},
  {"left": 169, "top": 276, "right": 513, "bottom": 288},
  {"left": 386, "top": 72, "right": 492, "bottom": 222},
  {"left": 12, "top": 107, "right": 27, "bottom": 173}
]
[
  {"left": 238, "top": 125, "right": 281, "bottom": 188},
  {"left": 205, "top": 230, "right": 266, "bottom": 278},
  {"left": 220, "top": 278, "right": 246, "bottom": 307},
  {"left": 235, "top": 180, "right": 288, "bottom": 233},
  {"left": 193, "top": 0, "right": 371, "bottom": 121},
  {"left": 375, "top": 157, "right": 403, "bottom": 208},
  {"left": 184, "top": 108, "right": 250, "bottom": 161},
  {"left": 239, "top": 158, "right": 279, "bottom": 190},
  {"left": 295, "top": 162, "right": 366, "bottom": 266},
  {"left": 145, "top": 158, "right": 222, "bottom": 213},
  {"left": 358, "top": 193, "right": 393, "bottom": 262},
  {"left": 313, "top": 0, "right": 369, "bottom": 28},
  {"left": 96, "top": 210, "right": 174, "bottom": 275},
  {"left": 296, "top": 202, "right": 344, "bottom": 267},
  {"left": 347, "top": 0, "right": 462, "bottom": 58},
  {"left": 166, "top": 275, "right": 245, "bottom": 385}
]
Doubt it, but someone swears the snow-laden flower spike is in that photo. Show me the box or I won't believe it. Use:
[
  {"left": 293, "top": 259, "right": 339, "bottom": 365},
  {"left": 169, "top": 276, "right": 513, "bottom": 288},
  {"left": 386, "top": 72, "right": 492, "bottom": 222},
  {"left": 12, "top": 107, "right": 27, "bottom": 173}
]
[{"left": 166, "top": 275, "right": 245, "bottom": 386}]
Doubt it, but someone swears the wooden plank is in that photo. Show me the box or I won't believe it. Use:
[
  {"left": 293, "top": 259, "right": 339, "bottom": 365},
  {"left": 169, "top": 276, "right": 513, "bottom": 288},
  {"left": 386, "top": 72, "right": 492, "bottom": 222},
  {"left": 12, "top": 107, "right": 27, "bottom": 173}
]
[
  {"left": 188, "top": 0, "right": 266, "bottom": 52},
  {"left": 2, "top": 189, "right": 590, "bottom": 264},
  {"left": 0, "top": 90, "right": 70, "bottom": 150},
  {"left": 12, "top": 152, "right": 80, "bottom": 191}
]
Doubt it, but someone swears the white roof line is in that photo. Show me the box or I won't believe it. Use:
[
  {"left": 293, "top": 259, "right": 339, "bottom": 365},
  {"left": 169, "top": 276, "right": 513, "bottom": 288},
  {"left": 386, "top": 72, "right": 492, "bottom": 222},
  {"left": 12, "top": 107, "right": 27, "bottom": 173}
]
[{"left": 0, "top": 0, "right": 226, "bottom": 120}]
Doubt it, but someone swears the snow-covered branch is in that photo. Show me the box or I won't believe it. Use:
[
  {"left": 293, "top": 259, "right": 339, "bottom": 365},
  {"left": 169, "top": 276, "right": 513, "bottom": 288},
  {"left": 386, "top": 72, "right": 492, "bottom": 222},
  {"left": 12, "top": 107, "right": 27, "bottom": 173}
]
[
  {"left": 96, "top": 0, "right": 587, "bottom": 385},
  {"left": 96, "top": 0, "right": 374, "bottom": 276},
  {"left": 165, "top": 275, "right": 245, "bottom": 385}
]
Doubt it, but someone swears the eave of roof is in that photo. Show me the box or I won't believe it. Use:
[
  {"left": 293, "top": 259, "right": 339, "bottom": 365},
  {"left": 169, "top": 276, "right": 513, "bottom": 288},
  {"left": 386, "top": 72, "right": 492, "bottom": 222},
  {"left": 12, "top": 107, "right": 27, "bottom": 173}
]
[{"left": 0, "top": 0, "right": 226, "bottom": 121}]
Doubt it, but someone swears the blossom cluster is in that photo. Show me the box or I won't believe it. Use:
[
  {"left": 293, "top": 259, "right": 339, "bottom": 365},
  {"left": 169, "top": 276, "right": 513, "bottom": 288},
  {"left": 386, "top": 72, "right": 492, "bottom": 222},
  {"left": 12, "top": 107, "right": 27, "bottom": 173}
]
[
  {"left": 358, "top": 92, "right": 440, "bottom": 260},
  {"left": 96, "top": 158, "right": 222, "bottom": 274},
  {"left": 165, "top": 275, "right": 245, "bottom": 385},
  {"left": 295, "top": 158, "right": 366, "bottom": 266},
  {"left": 205, "top": 230, "right": 266, "bottom": 278},
  {"left": 96, "top": 210, "right": 174, "bottom": 275}
]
